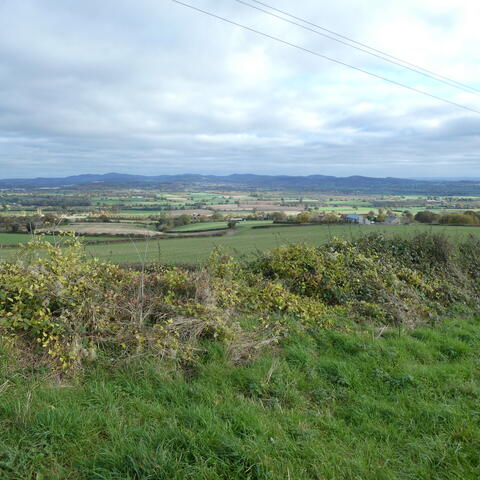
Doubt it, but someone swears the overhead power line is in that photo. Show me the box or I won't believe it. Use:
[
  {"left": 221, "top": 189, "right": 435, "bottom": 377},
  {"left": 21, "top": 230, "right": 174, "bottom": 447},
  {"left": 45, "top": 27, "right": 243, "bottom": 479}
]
[
  {"left": 171, "top": 0, "right": 480, "bottom": 115},
  {"left": 241, "top": 0, "right": 480, "bottom": 96},
  {"left": 234, "top": 0, "right": 480, "bottom": 97}
]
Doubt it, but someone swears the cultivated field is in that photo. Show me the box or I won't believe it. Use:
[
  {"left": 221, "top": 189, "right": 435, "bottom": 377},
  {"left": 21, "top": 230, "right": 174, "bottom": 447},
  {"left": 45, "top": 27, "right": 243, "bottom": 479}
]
[{"left": 4, "top": 188, "right": 480, "bottom": 219}]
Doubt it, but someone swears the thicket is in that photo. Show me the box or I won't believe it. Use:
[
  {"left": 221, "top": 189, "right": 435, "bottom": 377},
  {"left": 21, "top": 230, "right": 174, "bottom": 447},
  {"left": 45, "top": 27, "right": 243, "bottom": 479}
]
[{"left": 1, "top": 232, "right": 479, "bottom": 371}]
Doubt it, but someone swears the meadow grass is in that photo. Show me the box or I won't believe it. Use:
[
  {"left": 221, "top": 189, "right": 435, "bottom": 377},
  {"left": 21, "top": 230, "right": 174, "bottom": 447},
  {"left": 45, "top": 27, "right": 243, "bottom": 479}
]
[
  {"left": 0, "top": 315, "right": 478, "bottom": 479},
  {"left": 1, "top": 224, "right": 480, "bottom": 263}
]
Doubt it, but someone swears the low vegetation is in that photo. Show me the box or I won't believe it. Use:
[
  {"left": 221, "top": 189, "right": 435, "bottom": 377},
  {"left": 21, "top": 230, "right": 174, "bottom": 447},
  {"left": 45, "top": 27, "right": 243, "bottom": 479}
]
[
  {"left": 1, "top": 232, "right": 479, "bottom": 478},
  {"left": 1, "top": 232, "right": 479, "bottom": 370},
  {"left": 0, "top": 315, "right": 478, "bottom": 479}
]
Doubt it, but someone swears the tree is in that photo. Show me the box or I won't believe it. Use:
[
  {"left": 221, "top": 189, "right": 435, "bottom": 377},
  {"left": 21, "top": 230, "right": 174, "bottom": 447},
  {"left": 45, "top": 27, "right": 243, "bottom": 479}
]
[
  {"left": 402, "top": 211, "right": 414, "bottom": 224},
  {"left": 439, "top": 213, "right": 477, "bottom": 225},
  {"left": 42, "top": 213, "right": 60, "bottom": 226},
  {"left": 0, "top": 216, "right": 21, "bottom": 233},
  {"left": 272, "top": 212, "right": 287, "bottom": 223},
  {"left": 414, "top": 211, "right": 439, "bottom": 224},
  {"left": 173, "top": 214, "right": 192, "bottom": 227},
  {"left": 21, "top": 215, "right": 41, "bottom": 234},
  {"left": 296, "top": 212, "right": 310, "bottom": 223},
  {"left": 155, "top": 215, "right": 173, "bottom": 231},
  {"left": 464, "top": 211, "right": 480, "bottom": 223},
  {"left": 25, "top": 220, "right": 36, "bottom": 233},
  {"left": 322, "top": 213, "right": 341, "bottom": 224}
]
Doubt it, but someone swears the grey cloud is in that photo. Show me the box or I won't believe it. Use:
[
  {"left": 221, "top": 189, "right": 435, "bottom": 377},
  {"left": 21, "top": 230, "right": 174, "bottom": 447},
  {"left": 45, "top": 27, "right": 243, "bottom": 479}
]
[{"left": 0, "top": 0, "right": 479, "bottom": 178}]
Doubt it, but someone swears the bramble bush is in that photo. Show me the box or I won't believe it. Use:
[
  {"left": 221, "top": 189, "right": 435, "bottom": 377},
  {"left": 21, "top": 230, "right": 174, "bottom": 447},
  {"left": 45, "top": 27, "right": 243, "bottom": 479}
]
[{"left": 1, "top": 233, "right": 479, "bottom": 371}]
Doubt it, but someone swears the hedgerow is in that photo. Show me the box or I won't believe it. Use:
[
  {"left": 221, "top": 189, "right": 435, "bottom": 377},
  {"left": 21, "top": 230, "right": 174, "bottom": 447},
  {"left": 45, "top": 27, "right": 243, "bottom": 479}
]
[{"left": 0, "top": 233, "right": 479, "bottom": 371}]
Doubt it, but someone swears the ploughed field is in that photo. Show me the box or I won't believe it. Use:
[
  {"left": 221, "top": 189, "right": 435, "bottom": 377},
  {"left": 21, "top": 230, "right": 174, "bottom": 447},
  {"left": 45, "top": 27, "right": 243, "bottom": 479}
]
[{"left": 1, "top": 223, "right": 480, "bottom": 264}]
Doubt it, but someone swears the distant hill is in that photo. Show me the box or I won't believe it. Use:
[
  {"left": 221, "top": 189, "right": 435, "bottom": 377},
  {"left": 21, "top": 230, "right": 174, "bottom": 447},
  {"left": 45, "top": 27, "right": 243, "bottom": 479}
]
[{"left": 0, "top": 172, "right": 479, "bottom": 195}]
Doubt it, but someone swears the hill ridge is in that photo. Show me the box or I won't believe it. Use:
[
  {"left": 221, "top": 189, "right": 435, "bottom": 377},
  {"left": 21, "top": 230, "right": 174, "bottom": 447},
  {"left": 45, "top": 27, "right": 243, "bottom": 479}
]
[{"left": 1, "top": 172, "right": 479, "bottom": 194}]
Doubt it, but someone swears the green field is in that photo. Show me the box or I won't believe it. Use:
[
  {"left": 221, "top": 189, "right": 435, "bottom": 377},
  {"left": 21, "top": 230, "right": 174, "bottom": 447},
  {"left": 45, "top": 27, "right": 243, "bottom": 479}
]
[
  {"left": 1, "top": 315, "right": 479, "bottom": 479},
  {"left": 2, "top": 224, "right": 479, "bottom": 264},
  {"left": 324, "top": 200, "right": 373, "bottom": 206},
  {"left": 0, "top": 233, "right": 120, "bottom": 247},
  {"left": 170, "top": 220, "right": 274, "bottom": 232}
]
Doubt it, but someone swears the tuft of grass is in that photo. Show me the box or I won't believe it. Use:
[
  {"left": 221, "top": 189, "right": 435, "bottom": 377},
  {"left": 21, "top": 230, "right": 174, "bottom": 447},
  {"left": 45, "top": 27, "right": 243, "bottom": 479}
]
[{"left": 1, "top": 316, "right": 479, "bottom": 479}]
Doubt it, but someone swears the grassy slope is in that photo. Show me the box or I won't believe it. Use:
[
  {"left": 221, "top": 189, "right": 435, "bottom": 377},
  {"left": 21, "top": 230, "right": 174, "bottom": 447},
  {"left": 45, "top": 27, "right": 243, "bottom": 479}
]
[
  {"left": 1, "top": 224, "right": 480, "bottom": 263},
  {"left": 0, "top": 233, "right": 120, "bottom": 247},
  {"left": 1, "top": 316, "right": 479, "bottom": 479}
]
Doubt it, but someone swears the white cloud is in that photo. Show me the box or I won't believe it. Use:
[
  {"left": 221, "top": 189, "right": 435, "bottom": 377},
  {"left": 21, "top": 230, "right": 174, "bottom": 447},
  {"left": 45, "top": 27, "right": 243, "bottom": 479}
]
[{"left": 0, "top": 0, "right": 479, "bottom": 178}]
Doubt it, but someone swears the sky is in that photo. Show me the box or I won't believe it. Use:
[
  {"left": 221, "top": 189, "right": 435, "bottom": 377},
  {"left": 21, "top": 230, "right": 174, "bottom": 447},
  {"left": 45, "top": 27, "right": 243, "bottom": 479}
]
[{"left": 0, "top": 0, "right": 479, "bottom": 179}]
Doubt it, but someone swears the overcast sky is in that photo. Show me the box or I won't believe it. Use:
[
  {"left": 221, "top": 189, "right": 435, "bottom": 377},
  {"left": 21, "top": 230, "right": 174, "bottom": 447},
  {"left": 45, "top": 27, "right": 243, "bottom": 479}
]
[{"left": 0, "top": 0, "right": 479, "bottom": 179}]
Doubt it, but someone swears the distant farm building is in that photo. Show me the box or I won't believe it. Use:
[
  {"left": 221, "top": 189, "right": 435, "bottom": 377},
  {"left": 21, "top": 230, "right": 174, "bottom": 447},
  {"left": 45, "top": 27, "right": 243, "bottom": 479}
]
[{"left": 344, "top": 214, "right": 372, "bottom": 225}]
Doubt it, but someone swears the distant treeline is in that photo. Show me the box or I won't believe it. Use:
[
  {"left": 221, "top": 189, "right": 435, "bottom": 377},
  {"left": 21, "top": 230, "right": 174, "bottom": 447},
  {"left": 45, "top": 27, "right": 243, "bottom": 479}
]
[
  {"left": 1, "top": 195, "right": 91, "bottom": 207},
  {"left": 0, "top": 214, "right": 67, "bottom": 233},
  {"left": 414, "top": 211, "right": 480, "bottom": 225}
]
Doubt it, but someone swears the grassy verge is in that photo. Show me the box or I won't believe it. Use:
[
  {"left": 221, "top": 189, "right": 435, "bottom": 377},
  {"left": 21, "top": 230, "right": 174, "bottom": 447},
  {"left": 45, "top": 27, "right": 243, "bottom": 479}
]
[{"left": 1, "top": 315, "right": 479, "bottom": 479}]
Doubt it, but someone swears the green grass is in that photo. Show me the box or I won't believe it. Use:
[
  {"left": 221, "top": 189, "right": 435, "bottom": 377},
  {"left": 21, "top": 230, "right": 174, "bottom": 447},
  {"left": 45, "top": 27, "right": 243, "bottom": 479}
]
[
  {"left": 170, "top": 220, "right": 274, "bottom": 232},
  {"left": 0, "top": 233, "right": 120, "bottom": 247},
  {"left": 1, "top": 315, "right": 479, "bottom": 479},
  {"left": 1, "top": 224, "right": 480, "bottom": 264}
]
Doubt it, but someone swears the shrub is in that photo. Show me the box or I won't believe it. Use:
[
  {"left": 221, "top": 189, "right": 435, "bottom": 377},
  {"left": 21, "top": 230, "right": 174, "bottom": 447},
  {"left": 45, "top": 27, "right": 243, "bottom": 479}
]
[
  {"left": 0, "top": 236, "right": 127, "bottom": 369},
  {"left": 414, "top": 211, "right": 439, "bottom": 223},
  {"left": 1, "top": 233, "right": 479, "bottom": 372},
  {"left": 439, "top": 213, "right": 478, "bottom": 225}
]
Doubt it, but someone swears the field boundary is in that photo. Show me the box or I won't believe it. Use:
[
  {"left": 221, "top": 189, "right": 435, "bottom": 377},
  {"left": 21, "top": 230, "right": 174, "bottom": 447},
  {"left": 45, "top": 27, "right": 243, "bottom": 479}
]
[
  {"left": 252, "top": 223, "right": 322, "bottom": 229},
  {"left": 166, "top": 227, "right": 229, "bottom": 234}
]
